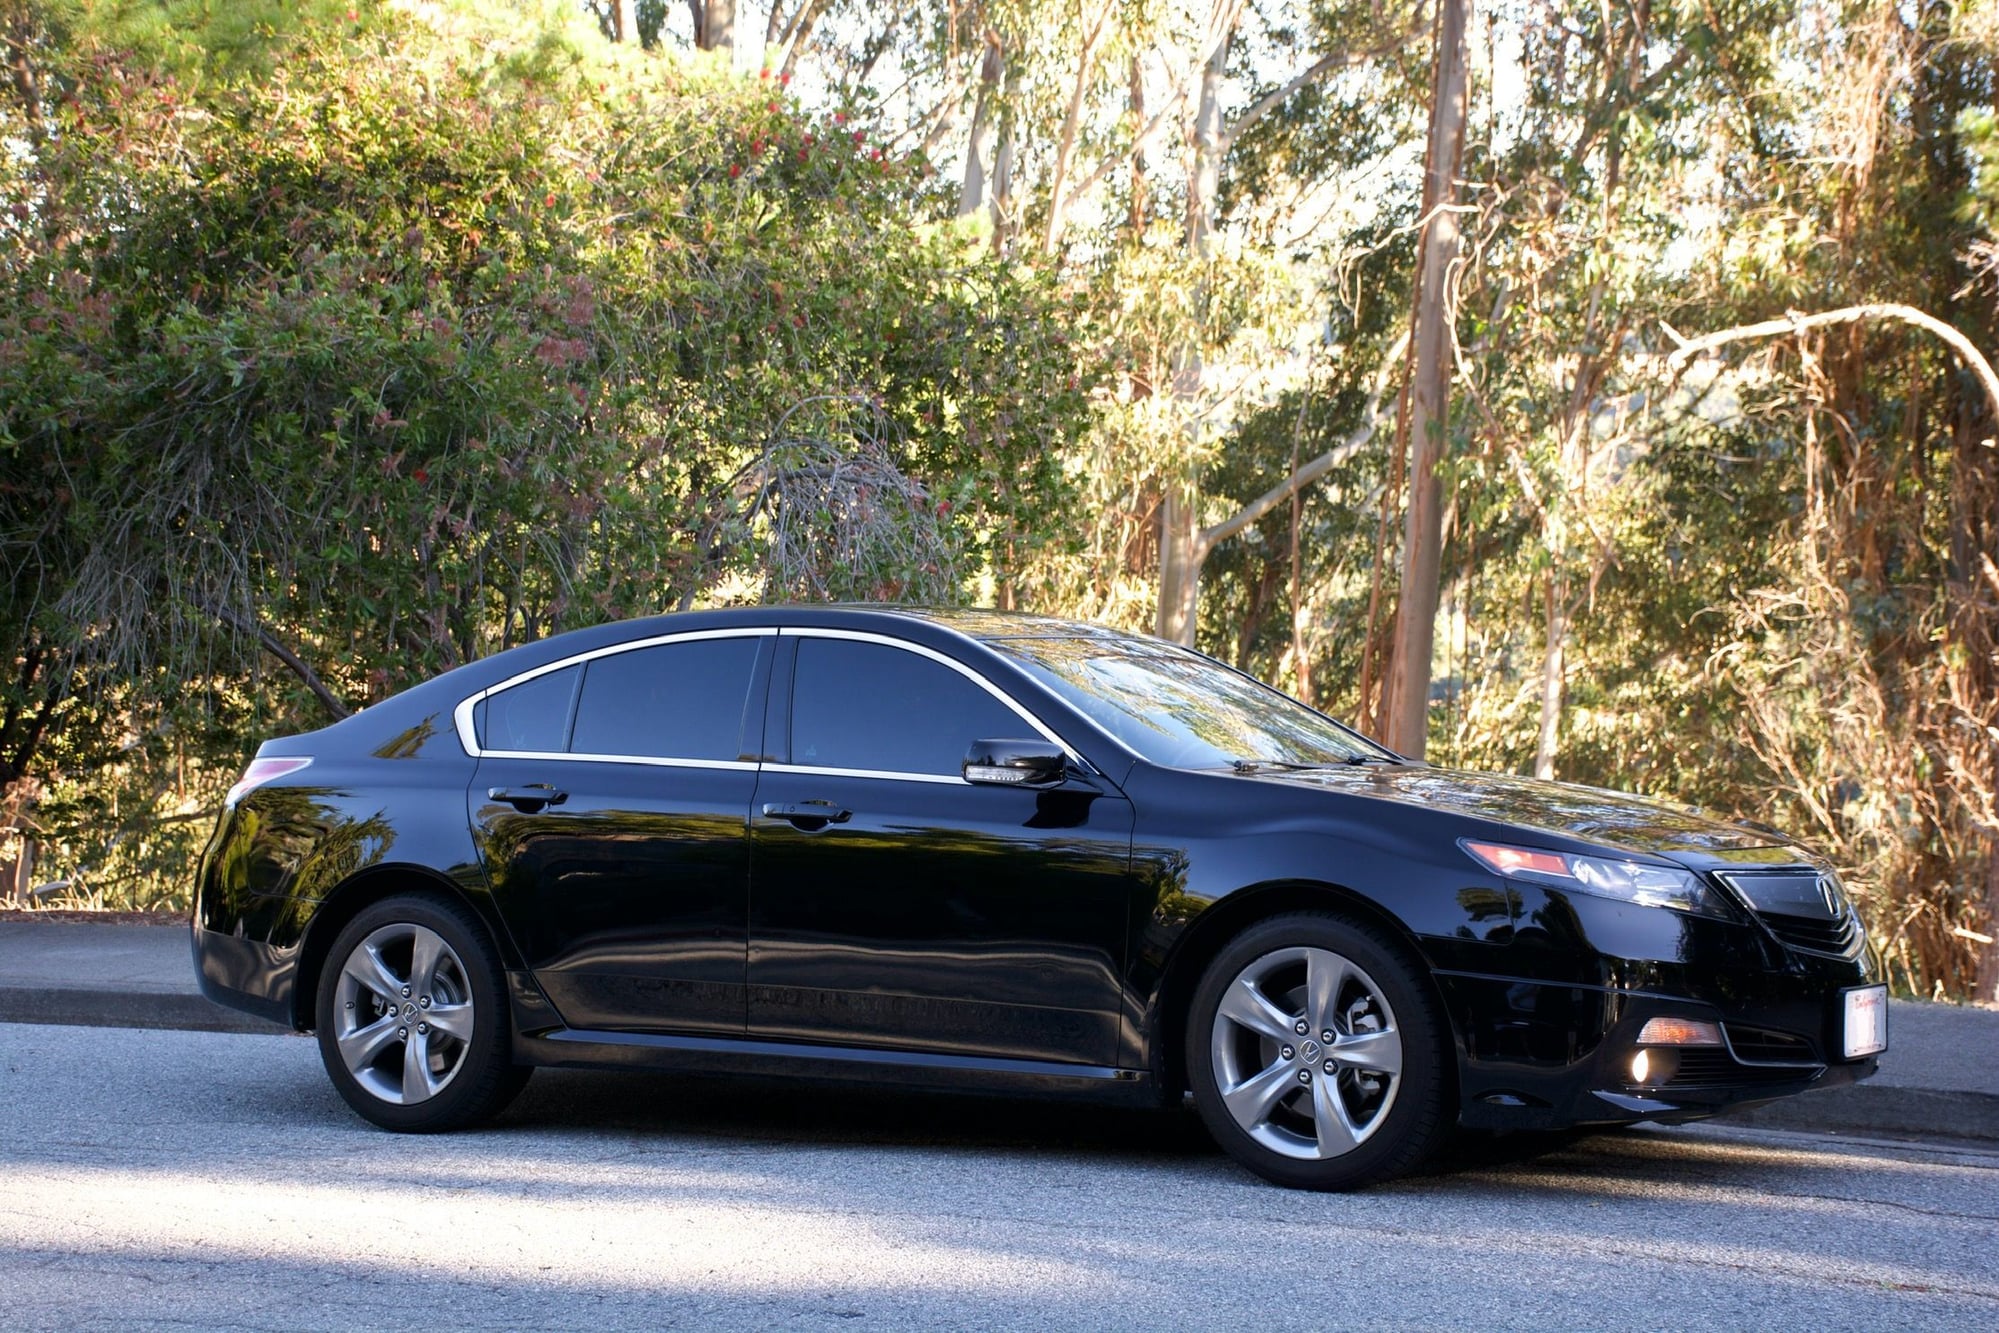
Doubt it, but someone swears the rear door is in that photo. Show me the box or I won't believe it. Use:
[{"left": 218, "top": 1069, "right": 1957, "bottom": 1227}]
[
  {"left": 469, "top": 629, "right": 772, "bottom": 1035},
  {"left": 747, "top": 629, "right": 1135, "bottom": 1067}
]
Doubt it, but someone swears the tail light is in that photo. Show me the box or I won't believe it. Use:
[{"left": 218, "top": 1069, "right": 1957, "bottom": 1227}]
[{"left": 225, "top": 756, "right": 313, "bottom": 806}]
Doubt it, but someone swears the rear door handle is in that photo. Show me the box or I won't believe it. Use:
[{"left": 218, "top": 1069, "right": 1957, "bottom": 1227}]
[
  {"left": 489, "top": 785, "right": 567, "bottom": 813},
  {"left": 761, "top": 801, "right": 852, "bottom": 830}
]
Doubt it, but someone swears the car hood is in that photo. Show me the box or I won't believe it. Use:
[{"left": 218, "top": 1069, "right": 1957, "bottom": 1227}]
[{"left": 1249, "top": 763, "right": 1791, "bottom": 860}]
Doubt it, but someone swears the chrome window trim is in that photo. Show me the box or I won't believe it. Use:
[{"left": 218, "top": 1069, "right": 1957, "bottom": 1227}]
[
  {"left": 469, "top": 749, "right": 762, "bottom": 773},
  {"left": 452, "top": 622, "right": 1084, "bottom": 785},
  {"left": 778, "top": 627, "right": 1084, "bottom": 782},
  {"left": 453, "top": 627, "right": 776, "bottom": 760},
  {"left": 762, "top": 762, "right": 968, "bottom": 787}
]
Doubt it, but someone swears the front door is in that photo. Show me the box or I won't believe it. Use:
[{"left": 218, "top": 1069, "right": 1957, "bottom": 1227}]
[
  {"left": 470, "top": 630, "right": 773, "bottom": 1035},
  {"left": 748, "top": 631, "right": 1134, "bottom": 1067}
]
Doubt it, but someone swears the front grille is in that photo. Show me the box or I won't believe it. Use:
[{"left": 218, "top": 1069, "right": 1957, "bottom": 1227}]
[
  {"left": 1713, "top": 869, "right": 1865, "bottom": 958},
  {"left": 1761, "top": 910, "right": 1862, "bottom": 958},
  {"left": 1724, "top": 1024, "right": 1819, "bottom": 1064}
]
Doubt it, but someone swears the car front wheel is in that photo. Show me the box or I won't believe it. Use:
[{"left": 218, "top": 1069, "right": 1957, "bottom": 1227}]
[
  {"left": 1188, "top": 911, "right": 1449, "bottom": 1190},
  {"left": 314, "top": 893, "right": 529, "bottom": 1132}
]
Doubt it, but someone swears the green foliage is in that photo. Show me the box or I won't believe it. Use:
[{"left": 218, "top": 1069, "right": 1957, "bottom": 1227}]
[{"left": 0, "top": 8, "right": 1098, "bottom": 906}]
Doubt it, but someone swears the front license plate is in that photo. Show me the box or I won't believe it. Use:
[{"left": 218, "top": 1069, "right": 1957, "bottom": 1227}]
[{"left": 1842, "top": 985, "right": 1888, "bottom": 1059}]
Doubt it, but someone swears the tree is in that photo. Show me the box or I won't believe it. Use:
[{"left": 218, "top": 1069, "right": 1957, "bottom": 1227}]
[{"left": 1379, "top": 0, "right": 1467, "bottom": 756}]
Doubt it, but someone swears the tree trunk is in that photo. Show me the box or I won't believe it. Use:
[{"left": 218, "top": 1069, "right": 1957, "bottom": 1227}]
[
  {"left": 1533, "top": 569, "right": 1567, "bottom": 779},
  {"left": 1156, "top": 11, "right": 1234, "bottom": 644},
  {"left": 1382, "top": 0, "right": 1470, "bottom": 758},
  {"left": 1128, "top": 55, "right": 1148, "bottom": 236},
  {"left": 699, "top": 0, "right": 735, "bottom": 52},
  {"left": 773, "top": 1, "right": 832, "bottom": 78},
  {"left": 1044, "top": 4, "right": 1113, "bottom": 254},
  {"left": 2, "top": 1, "right": 46, "bottom": 149},
  {"left": 991, "top": 55, "right": 1023, "bottom": 252},
  {"left": 608, "top": 0, "right": 635, "bottom": 42},
  {"left": 958, "top": 35, "right": 1004, "bottom": 220},
  {"left": 1157, "top": 486, "right": 1204, "bottom": 643}
]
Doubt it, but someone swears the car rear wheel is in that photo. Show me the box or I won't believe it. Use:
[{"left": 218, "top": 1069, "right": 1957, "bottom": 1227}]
[
  {"left": 1187, "top": 912, "right": 1449, "bottom": 1190},
  {"left": 314, "top": 893, "right": 529, "bottom": 1132}
]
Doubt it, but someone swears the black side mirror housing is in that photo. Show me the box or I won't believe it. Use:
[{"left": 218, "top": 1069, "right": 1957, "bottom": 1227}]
[{"left": 962, "top": 738, "right": 1068, "bottom": 788}]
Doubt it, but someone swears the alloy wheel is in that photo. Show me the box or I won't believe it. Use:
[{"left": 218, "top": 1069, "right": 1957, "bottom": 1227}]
[
  {"left": 330, "top": 922, "right": 475, "bottom": 1106},
  {"left": 1209, "top": 944, "right": 1405, "bottom": 1160}
]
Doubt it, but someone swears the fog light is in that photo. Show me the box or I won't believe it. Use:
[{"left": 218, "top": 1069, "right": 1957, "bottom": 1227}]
[
  {"left": 1628, "top": 1048, "right": 1680, "bottom": 1086},
  {"left": 1636, "top": 1017, "right": 1724, "bottom": 1047}
]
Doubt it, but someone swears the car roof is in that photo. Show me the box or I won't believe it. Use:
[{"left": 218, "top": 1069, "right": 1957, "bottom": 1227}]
[
  {"left": 839, "top": 605, "right": 1152, "bottom": 642},
  {"left": 313, "top": 606, "right": 1156, "bottom": 742}
]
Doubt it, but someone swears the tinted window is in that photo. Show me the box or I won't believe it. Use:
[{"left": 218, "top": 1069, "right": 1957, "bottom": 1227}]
[
  {"left": 570, "top": 637, "right": 762, "bottom": 761},
  {"left": 989, "top": 637, "right": 1391, "bottom": 769},
  {"left": 790, "top": 639, "right": 1027, "bottom": 776},
  {"left": 479, "top": 664, "right": 580, "bottom": 753}
]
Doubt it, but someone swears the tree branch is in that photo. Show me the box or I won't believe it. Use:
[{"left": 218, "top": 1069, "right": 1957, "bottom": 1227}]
[
  {"left": 196, "top": 599, "right": 352, "bottom": 721},
  {"left": 1219, "top": 22, "right": 1427, "bottom": 155},
  {"left": 1663, "top": 303, "right": 1999, "bottom": 443},
  {"left": 1198, "top": 331, "right": 1412, "bottom": 554}
]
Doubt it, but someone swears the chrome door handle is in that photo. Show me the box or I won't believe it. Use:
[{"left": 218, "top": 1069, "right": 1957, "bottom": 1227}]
[
  {"left": 489, "top": 785, "right": 567, "bottom": 813},
  {"left": 761, "top": 801, "right": 851, "bottom": 829}
]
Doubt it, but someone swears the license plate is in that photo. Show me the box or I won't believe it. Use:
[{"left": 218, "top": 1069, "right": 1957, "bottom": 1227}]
[{"left": 1842, "top": 985, "right": 1888, "bottom": 1059}]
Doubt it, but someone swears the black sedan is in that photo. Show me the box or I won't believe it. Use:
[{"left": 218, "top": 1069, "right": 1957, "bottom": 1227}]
[{"left": 193, "top": 606, "right": 1885, "bottom": 1189}]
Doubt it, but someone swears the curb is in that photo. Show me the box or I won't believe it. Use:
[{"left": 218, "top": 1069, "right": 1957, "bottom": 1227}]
[
  {"left": 1719, "top": 1083, "right": 1999, "bottom": 1144},
  {"left": 0, "top": 985, "right": 289, "bottom": 1036}
]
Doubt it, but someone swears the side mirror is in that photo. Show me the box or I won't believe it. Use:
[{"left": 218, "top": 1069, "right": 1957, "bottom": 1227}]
[{"left": 963, "top": 738, "right": 1068, "bottom": 788}]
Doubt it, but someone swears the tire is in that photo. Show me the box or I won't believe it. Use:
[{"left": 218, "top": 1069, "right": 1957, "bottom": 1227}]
[
  {"left": 314, "top": 893, "right": 530, "bottom": 1132},
  {"left": 1186, "top": 911, "right": 1450, "bottom": 1190}
]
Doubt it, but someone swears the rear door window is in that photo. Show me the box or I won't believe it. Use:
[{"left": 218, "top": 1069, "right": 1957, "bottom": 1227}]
[{"left": 569, "top": 636, "right": 764, "bottom": 762}]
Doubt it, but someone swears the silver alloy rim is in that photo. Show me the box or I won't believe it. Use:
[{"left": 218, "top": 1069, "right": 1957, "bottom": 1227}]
[
  {"left": 331, "top": 922, "right": 475, "bottom": 1106},
  {"left": 1210, "top": 945, "right": 1404, "bottom": 1160}
]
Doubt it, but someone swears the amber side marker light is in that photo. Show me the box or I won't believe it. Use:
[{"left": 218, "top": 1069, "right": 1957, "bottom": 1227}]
[
  {"left": 1461, "top": 841, "right": 1571, "bottom": 877},
  {"left": 1636, "top": 1017, "right": 1724, "bottom": 1047}
]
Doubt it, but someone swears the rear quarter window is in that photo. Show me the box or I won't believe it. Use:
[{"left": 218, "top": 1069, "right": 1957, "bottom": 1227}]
[{"left": 474, "top": 664, "right": 581, "bottom": 753}]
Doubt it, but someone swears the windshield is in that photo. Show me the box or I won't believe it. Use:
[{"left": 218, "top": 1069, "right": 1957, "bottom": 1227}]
[{"left": 989, "top": 635, "right": 1397, "bottom": 770}]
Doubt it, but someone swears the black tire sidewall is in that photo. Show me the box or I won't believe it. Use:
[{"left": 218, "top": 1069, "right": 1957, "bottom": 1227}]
[
  {"left": 1187, "top": 911, "right": 1450, "bottom": 1190},
  {"left": 313, "top": 893, "right": 521, "bottom": 1133}
]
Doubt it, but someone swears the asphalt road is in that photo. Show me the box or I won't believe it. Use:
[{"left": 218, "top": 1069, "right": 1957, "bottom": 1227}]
[{"left": 2, "top": 1023, "right": 1995, "bottom": 1331}]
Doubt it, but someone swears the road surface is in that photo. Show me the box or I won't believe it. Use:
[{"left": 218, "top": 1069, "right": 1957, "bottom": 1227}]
[{"left": 1, "top": 1022, "right": 1994, "bottom": 1329}]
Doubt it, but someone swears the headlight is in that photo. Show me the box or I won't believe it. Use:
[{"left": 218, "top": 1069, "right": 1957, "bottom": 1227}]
[{"left": 1459, "top": 839, "right": 1736, "bottom": 918}]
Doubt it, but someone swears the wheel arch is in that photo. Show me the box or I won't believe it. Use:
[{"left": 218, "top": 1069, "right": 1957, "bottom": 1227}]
[
  {"left": 292, "top": 865, "right": 503, "bottom": 1030},
  {"left": 1149, "top": 880, "right": 1455, "bottom": 1099}
]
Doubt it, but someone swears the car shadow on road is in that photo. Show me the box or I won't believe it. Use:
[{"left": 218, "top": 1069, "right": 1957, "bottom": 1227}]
[
  {"left": 495, "top": 1067, "right": 1617, "bottom": 1181},
  {"left": 499, "top": 1066, "right": 1223, "bottom": 1161}
]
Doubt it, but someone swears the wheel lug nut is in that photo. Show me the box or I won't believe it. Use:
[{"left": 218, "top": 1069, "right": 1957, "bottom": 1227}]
[
  {"left": 1323, "top": 1060, "right": 1336, "bottom": 1075},
  {"left": 1297, "top": 1069, "right": 1312, "bottom": 1083},
  {"left": 1281, "top": 1045, "right": 1295, "bottom": 1060},
  {"left": 401, "top": 986, "right": 411, "bottom": 998},
  {"left": 397, "top": 1027, "right": 408, "bottom": 1039},
  {"left": 417, "top": 1023, "right": 428, "bottom": 1035},
  {"left": 419, "top": 996, "right": 430, "bottom": 1009},
  {"left": 1321, "top": 1030, "right": 1335, "bottom": 1044},
  {"left": 1294, "top": 1021, "right": 1309, "bottom": 1036}
]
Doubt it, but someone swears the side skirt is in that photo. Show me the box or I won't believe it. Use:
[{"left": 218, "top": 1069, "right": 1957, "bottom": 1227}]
[{"left": 511, "top": 1024, "right": 1165, "bottom": 1106}]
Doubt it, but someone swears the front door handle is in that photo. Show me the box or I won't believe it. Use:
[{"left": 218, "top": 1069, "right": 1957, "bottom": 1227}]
[
  {"left": 761, "top": 801, "right": 852, "bottom": 830},
  {"left": 489, "top": 785, "right": 568, "bottom": 813}
]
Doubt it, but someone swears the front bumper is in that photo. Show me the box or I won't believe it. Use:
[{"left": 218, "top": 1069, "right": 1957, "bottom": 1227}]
[{"left": 1436, "top": 968, "right": 1883, "bottom": 1132}]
